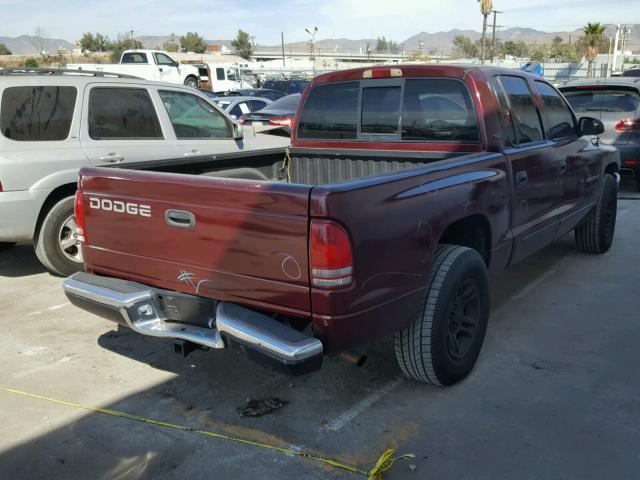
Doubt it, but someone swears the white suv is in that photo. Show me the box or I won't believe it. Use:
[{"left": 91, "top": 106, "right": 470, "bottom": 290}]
[{"left": 0, "top": 68, "right": 288, "bottom": 275}]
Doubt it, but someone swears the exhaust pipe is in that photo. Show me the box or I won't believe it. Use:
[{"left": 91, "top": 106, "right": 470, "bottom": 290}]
[{"left": 337, "top": 350, "right": 367, "bottom": 367}]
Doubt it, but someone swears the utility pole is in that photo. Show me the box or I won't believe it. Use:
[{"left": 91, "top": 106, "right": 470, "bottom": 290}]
[
  {"left": 490, "top": 10, "right": 502, "bottom": 63},
  {"left": 620, "top": 25, "right": 630, "bottom": 70},
  {"left": 281, "top": 32, "right": 285, "bottom": 68},
  {"left": 305, "top": 26, "right": 318, "bottom": 75},
  {"left": 130, "top": 30, "right": 134, "bottom": 49},
  {"left": 607, "top": 36, "right": 613, "bottom": 77},
  {"left": 612, "top": 24, "right": 621, "bottom": 74}
]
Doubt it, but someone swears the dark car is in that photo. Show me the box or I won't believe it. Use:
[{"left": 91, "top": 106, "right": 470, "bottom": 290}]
[
  {"left": 239, "top": 93, "right": 301, "bottom": 134},
  {"left": 621, "top": 67, "right": 640, "bottom": 78},
  {"left": 235, "top": 88, "right": 286, "bottom": 101},
  {"left": 262, "top": 80, "right": 310, "bottom": 95},
  {"left": 560, "top": 78, "right": 640, "bottom": 190}
]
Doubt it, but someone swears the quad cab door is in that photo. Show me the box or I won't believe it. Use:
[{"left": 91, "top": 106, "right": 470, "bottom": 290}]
[
  {"left": 532, "top": 80, "right": 601, "bottom": 238},
  {"left": 493, "top": 75, "right": 566, "bottom": 263},
  {"left": 80, "top": 82, "right": 178, "bottom": 166}
]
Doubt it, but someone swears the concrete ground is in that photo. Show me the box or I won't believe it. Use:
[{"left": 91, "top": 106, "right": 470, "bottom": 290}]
[{"left": 1, "top": 177, "right": 639, "bottom": 480}]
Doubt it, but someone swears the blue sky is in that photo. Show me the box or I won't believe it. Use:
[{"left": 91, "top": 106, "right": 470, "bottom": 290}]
[{"left": 2, "top": 0, "right": 638, "bottom": 44}]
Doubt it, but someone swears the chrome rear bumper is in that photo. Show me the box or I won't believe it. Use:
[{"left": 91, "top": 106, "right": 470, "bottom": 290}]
[{"left": 63, "top": 272, "right": 323, "bottom": 370}]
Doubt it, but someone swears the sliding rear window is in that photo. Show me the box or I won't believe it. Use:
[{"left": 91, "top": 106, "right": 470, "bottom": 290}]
[{"left": 562, "top": 88, "right": 640, "bottom": 113}]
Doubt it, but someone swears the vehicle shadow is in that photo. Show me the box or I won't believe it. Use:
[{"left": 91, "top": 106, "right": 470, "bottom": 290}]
[{"left": 0, "top": 244, "right": 47, "bottom": 278}]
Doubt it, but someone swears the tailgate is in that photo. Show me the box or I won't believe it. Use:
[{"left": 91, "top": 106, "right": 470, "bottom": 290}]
[{"left": 79, "top": 167, "right": 312, "bottom": 316}]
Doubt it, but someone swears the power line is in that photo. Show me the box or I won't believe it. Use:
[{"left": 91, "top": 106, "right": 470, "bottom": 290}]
[{"left": 505, "top": 0, "right": 636, "bottom": 13}]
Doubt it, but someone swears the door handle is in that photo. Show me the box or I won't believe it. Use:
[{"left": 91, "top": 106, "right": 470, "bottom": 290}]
[
  {"left": 98, "top": 153, "right": 124, "bottom": 163},
  {"left": 159, "top": 67, "right": 164, "bottom": 72},
  {"left": 558, "top": 161, "right": 568, "bottom": 174},
  {"left": 183, "top": 149, "right": 201, "bottom": 157},
  {"left": 516, "top": 171, "right": 528, "bottom": 186},
  {"left": 165, "top": 209, "right": 196, "bottom": 229}
]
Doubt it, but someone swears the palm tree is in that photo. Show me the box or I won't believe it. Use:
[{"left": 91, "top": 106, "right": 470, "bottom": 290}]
[
  {"left": 583, "top": 22, "right": 606, "bottom": 78},
  {"left": 478, "top": 0, "right": 493, "bottom": 63}
]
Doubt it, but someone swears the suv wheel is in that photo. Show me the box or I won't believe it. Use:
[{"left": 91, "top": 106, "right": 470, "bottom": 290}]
[
  {"left": 35, "top": 197, "right": 84, "bottom": 276},
  {"left": 184, "top": 76, "right": 198, "bottom": 88},
  {"left": 394, "top": 244, "right": 489, "bottom": 386}
]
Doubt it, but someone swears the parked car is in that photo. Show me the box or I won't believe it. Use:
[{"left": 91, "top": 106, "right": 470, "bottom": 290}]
[
  {"left": 0, "top": 68, "right": 290, "bottom": 275},
  {"left": 239, "top": 93, "right": 301, "bottom": 133},
  {"left": 621, "top": 67, "right": 640, "bottom": 78},
  {"left": 64, "top": 65, "right": 619, "bottom": 386},
  {"left": 560, "top": 78, "right": 640, "bottom": 190},
  {"left": 208, "top": 95, "right": 273, "bottom": 120},
  {"left": 235, "top": 88, "right": 286, "bottom": 101},
  {"left": 262, "top": 79, "right": 310, "bottom": 95},
  {"left": 67, "top": 50, "right": 201, "bottom": 88}
]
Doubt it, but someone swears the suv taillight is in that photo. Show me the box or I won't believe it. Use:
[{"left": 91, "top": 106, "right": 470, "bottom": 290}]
[
  {"left": 614, "top": 119, "right": 640, "bottom": 132},
  {"left": 310, "top": 220, "right": 353, "bottom": 288},
  {"left": 74, "top": 191, "right": 86, "bottom": 243}
]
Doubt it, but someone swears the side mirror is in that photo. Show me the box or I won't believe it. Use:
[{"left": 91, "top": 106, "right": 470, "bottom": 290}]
[
  {"left": 578, "top": 117, "right": 605, "bottom": 136},
  {"left": 233, "top": 123, "right": 244, "bottom": 140}
]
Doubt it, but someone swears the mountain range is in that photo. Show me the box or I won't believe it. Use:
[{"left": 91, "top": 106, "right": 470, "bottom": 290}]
[{"left": 2, "top": 25, "right": 638, "bottom": 55}]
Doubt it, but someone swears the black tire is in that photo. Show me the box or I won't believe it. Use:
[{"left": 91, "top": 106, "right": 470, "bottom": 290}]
[
  {"left": 575, "top": 174, "right": 617, "bottom": 254},
  {"left": 0, "top": 242, "right": 16, "bottom": 251},
  {"left": 35, "top": 197, "right": 84, "bottom": 276},
  {"left": 394, "top": 244, "right": 490, "bottom": 386},
  {"left": 184, "top": 76, "right": 198, "bottom": 88}
]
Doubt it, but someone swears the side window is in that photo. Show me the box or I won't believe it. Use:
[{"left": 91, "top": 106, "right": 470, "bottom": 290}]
[
  {"left": 499, "top": 76, "right": 544, "bottom": 144},
  {"left": 534, "top": 81, "right": 577, "bottom": 139},
  {"left": 401, "top": 79, "right": 479, "bottom": 142},
  {"left": 121, "top": 52, "right": 148, "bottom": 64},
  {"left": 216, "top": 68, "right": 225, "bottom": 81},
  {"left": 159, "top": 90, "right": 231, "bottom": 139},
  {"left": 248, "top": 100, "right": 267, "bottom": 112},
  {"left": 154, "top": 53, "right": 176, "bottom": 66},
  {"left": 361, "top": 86, "right": 401, "bottom": 134},
  {"left": 1, "top": 86, "right": 77, "bottom": 141},
  {"left": 88, "top": 88, "right": 162, "bottom": 140},
  {"left": 297, "top": 82, "right": 359, "bottom": 139},
  {"left": 229, "top": 102, "right": 250, "bottom": 118},
  {"left": 227, "top": 69, "right": 237, "bottom": 82}
]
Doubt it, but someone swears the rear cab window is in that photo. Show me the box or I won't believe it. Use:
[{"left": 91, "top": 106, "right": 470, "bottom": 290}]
[
  {"left": 88, "top": 87, "right": 162, "bottom": 140},
  {"left": 497, "top": 76, "right": 544, "bottom": 145},
  {"left": 297, "top": 78, "right": 479, "bottom": 143},
  {"left": 1, "top": 86, "right": 77, "bottom": 141},
  {"left": 121, "top": 52, "right": 148, "bottom": 64}
]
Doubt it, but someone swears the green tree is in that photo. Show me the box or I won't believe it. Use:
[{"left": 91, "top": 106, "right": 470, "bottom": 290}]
[
  {"left": 24, "top": 57, "right": 38, "bottom": 67},
  {"left": 231, "top": 30, "right": 253, "bottom": 60},
  {"left": 583, "top": 22, "right": 606, "bottom": 78},
  {"left": 0, "top": 43, "right": 11, "bottom": 55},
  {"left": 452, "top": 35, "right": 478, "bottom": 58},
  {"left": 163, "top": 41, "right": 179, "bottom": 52},
  {"left": 180, "top": 32, "right": 207, "bottom": 53},
  {"left": 79, "top": 32, "right": 111, "bottom": 53},
  {"left": 375, "top": 36, "right": 388, "bottom": 53},
  {"left": 503, "top": 40, "right": 529, "bottom": 58}
]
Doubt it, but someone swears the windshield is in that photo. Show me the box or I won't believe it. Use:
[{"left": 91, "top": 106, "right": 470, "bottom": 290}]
[{"left": 563, "top": 88, "right": 640, "bottom": 113}]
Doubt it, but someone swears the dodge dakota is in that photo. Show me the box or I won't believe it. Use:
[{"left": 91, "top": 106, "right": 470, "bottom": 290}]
[{"left": 63, "top": 65, "right": 620, "bottom": 386}]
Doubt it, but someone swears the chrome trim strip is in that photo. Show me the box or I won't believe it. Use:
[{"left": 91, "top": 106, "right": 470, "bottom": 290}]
[{"left": 311, "top": 266, "right": 353, "bottom": 278}]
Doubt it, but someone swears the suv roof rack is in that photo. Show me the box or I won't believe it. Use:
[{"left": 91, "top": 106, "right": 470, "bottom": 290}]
[{"left": 0, "top": 68, "right": 140, "bottom": 79}]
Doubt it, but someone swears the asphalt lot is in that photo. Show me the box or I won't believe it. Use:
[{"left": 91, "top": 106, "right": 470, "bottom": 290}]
[{"left": 1, "top": 176, "right": 639, "bottom": 480}]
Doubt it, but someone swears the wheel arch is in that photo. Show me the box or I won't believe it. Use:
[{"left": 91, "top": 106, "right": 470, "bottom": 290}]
[
  {"left": 33, "top": 183, "right": 77, "bottom": 245},
  {"left": 437, "top": 214, "right": 492, "bottom": 267}
]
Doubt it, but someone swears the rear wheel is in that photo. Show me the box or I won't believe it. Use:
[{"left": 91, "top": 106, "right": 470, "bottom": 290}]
[
  {"left": 575, "top": 174, "right": 617, "bottom": 254},
  {"left": 0, "top": 242, "right": 16, "bottom": 251},
  {"left": 394, "top": 244, "right": 489, "bottom": 386},
  {"left": 35, "top": 197, "right": 84, "bottom": 276},
  {"left": 184, "top": 76, "right": 198, "bottom": 88}
]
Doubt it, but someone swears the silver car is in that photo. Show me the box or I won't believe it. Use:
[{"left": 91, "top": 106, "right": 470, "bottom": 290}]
[
  {"left": 199, "top": 94, "right": 272, "bottom": 120},
  {"left": 560, "top": 78, "right": 640, "bottom": 190}
]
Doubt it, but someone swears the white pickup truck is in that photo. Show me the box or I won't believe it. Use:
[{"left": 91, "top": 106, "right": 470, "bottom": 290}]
[{"left": 68, "top": 50, "right": 201, "bottom": 88}]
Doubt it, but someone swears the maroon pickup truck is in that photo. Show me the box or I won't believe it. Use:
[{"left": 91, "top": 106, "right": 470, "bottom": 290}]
[{"left": 63, "top": 65, "right": 620, "bottom": 386}]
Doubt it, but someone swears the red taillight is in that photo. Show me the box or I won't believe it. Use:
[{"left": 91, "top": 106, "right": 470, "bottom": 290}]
[
  {"left": 269, "top": 116, "right": 293, "bottom": 127},
  {"left": 310, "top": 220, "right": 353, "bottom": 288},
  {"left": 614, "top": 119, "right": 640, "bottom": 132},
  {"left": 624, "top": 160, "right": 639, "bottom": 165},
  {"left": 74, "top": 191, "right": 86, "bottom": 243},
  {"left": 238, "top": 115, "right": 246, "bottom": 125}
]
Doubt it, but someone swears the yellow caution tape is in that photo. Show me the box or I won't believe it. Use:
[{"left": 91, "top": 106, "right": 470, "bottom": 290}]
[{"left": 0, "top": 386, "right": 414, "bottom": 478}]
